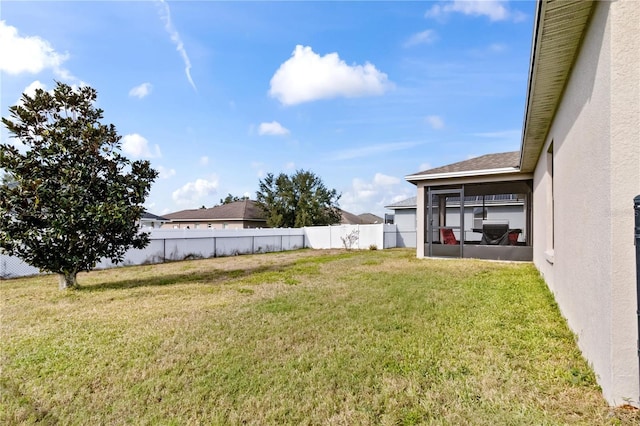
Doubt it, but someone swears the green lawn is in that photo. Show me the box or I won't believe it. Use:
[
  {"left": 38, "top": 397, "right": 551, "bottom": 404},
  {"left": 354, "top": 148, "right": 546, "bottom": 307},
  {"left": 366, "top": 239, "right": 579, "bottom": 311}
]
[{"left": 1, "top": 249, "right": 638, "bottom": 425}]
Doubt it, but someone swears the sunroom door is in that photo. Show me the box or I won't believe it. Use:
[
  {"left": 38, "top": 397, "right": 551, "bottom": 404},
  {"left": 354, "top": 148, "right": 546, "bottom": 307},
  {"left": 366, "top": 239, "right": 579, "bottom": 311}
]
[{"left": 427, "top": 188, "right": 465, "bottom": 257}]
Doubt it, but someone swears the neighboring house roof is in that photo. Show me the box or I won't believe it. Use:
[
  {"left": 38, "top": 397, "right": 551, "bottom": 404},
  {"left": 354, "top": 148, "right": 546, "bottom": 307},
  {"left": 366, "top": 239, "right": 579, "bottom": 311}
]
[
  {"left": 339, "top": 210, "right": 382, "bottom": 225},
  {"left": 163, "top": 200, "right": 266, "bottom": 222},
  {"left": 520, "top": 1, "right": 595, "bottom": 172},
  {"left": 141, "top": 211, "right": 168, "bottom": 221},
  {"left": 385, "top": 197, "right": 417, "bottom": 210},
  {"left": 339, "top": 209, "right": 366, "bottom": 225},
  {"left": 406, "top": 152, "right": 520, "bottom": 181},
  {"left": 358, "top": 213, "right": 383, "bottom": 224}
]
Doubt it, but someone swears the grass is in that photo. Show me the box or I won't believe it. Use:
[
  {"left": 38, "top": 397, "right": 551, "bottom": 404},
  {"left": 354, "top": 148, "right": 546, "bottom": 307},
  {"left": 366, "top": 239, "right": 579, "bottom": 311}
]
[{"left": 1, "top": 248, "right": 638, "bottom": 425}]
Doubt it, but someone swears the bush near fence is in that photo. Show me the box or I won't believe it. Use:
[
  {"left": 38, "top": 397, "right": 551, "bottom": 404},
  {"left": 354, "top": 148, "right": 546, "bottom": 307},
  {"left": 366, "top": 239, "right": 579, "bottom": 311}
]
[{"left": 1, "top": 224, "right": 398, "bottom": 279}]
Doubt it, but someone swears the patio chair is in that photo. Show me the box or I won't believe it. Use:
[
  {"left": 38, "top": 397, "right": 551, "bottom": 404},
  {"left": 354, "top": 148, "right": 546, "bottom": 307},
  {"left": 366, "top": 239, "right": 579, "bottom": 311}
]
[
  {"left": 441, "top": 228, "right": 459, "bottom": 245},
  {"left": 507, "top": 230, "right": 521, "bottom": 245}
]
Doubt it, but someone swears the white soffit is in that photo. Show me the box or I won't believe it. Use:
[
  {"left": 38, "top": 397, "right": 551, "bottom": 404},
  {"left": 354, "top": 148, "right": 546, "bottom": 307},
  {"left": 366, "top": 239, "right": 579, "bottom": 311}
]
[
  {"left": 405, "top": 167, "right": 522, "bottom": 182},
  {"left": 520, "top": 0, "right": 595, "bottom": 173}
]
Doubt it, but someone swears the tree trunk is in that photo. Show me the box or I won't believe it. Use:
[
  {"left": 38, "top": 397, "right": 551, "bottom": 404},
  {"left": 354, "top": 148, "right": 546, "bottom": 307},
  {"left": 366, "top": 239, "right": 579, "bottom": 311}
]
[{"left": 58, "top": 272, "right": 78, "bottom": 290}]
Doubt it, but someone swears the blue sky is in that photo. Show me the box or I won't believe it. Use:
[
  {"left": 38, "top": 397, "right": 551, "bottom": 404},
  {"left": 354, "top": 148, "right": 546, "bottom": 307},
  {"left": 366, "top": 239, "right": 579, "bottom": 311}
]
[{"left": 1, "top": 0, "right": 536, "bottom": 217}]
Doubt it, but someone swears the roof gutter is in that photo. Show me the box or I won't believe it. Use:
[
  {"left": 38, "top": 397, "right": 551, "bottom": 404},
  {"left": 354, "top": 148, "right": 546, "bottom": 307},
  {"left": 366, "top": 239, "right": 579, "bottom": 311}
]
[
  {"left": 519, "top": 0, "right": 546, "bottom": 169},
  {"left": 405, "top": 167, "right": 521, "bottom": 183}
]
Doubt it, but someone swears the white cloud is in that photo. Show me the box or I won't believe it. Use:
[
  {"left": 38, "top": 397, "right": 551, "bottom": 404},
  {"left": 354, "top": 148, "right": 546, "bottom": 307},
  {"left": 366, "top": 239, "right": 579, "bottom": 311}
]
[
  {"left": 284, "top": 162, "right": 295, "bottom": 170},
  {"left": 23, "top": 80, "right": 47, "bottom": 97},
  {"left": 404, "top": 30, "right": 437, "bottom": 48},
  {"left": 156, "top": 0, "right": 196, "bottom": 91},
  {"left": 14, "top": 80, "right": 47, "bottom": 106},
  {"left": 426, "top": 1, "right": 525, "bottom": 22},
  {"left": 0, "top": 21, "right": 72, "bottom": 79},
  {"left": 129, "top": 82, "right": 152, "bottom": 99},
  {"left": 172, "top": 176, "right": 219, "bottom": 205},
  {"left": 251, "top": 161, "right": 266, "bottom": 178},
  {"left": 199, "top": 156, "right": 209, "bottom": 166},
  {"left": 340, "top": 173, "right": 411, "bottom": 216},
  {"left": 489, "top": 43, "right": 507, "bottom": 53},
  {"left": 418, "top": 162, "right": 432, "bottom": 171},
  {"left": 269, "top": 45, "right": 391, "bottom": 106},
  {"left": 373, "top": 173, "right": 400, "bottom": 186},
  {"left": 425, "top": 115, "right": 445, "bottom": 130},
  {"left": 121, "top": 133, "right": 162, "bottom": 159},
  {"left": 258, "top": 121, "right": 290, "bottom": 136},
  {"left": 472, "top": 129, "right": 521, "bottom": 139},
  {"left": 332, "top": 141, "right": 422, "bottom": 161},
  {"left": 157, "top": 166, "right": 176, "bottom": 179}
]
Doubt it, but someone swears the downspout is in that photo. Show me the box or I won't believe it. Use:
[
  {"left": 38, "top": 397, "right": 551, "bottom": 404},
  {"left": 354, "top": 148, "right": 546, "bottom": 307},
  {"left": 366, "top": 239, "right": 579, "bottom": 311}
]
[{"left": 634, "top": 194, "right": 640, "bottom": 403}]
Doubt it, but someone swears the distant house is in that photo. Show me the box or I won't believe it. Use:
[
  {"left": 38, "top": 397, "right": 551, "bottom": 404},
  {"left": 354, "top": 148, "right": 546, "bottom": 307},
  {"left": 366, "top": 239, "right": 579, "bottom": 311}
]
[
  {"left": 139, "top": 211, "right": 169, "bottom": 229},
  {"left": 162, "top": 200, "right": 267, "bottom": 229},
  {"left": 357, "top": 213, "right": 384, "bottom": 224},
  {"left": 338, "top": 210, "right": 383, "bottom": 225},
  {"left": 385, "top": 198, "right": 417, "bottom": 248},
  {"left": 406, "top": 1, "right": 639, "bottom": 406}
]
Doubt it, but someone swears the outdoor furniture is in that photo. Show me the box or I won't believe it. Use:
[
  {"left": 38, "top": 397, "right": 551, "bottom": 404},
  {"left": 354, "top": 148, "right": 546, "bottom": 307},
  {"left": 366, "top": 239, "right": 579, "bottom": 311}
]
[
  {"left": 480, "top": 224, "right": 509, "bottom": 245},
  {"left": 476, "top": 224, "right": 522, "bottom": 245},
  {"left": 507, "top": 230, "right": 521, "bottom": 245},
  {"left": 441, "top": 228, "right": 459, "bottom": 245}
]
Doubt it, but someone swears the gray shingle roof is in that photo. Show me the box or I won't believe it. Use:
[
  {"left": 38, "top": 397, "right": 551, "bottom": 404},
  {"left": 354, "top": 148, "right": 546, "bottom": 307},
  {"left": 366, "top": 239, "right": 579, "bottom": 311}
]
[
  {"left": 385, "top": 197, "right": 417, "bottom": 209},
  {"left": 141, "top": 211, "right": 168, "bottom": 221},
  {"left": 407, "top": 151, "right": 520, "bottom": 177},
  {"left": 357, "top": 213, "right": 383, "bottom": 224},
  {"left": 339, "top": 209, "right": 366, "bottom": 225},
  {"left": 163, "top": 200, "right": 266, "bottom": 221}
]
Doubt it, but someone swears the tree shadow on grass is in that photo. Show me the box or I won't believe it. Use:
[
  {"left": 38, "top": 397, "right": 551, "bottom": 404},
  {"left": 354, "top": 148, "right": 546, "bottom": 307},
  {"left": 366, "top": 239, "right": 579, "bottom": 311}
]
[{"left": 78, "top": 260, "right": 300, "bottom": 292}]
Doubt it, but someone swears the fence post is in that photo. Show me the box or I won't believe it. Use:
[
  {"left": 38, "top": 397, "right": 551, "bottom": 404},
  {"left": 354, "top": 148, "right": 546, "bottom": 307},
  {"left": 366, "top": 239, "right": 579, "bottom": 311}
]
[{"left": 634, "top": 195, "right": 640, "bottom": 403}]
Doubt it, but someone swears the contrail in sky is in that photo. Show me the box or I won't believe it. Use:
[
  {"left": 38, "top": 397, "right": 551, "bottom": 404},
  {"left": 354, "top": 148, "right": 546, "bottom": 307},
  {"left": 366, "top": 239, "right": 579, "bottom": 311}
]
[{"left": 157, "top": 0, "right": 197, "bottom": 92}]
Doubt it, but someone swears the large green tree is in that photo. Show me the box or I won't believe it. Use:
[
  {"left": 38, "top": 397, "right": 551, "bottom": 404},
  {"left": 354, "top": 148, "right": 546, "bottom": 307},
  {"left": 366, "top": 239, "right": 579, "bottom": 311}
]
[
  {"left": 0, "top": 82, "right": 158, "bottom": 289},
  {"left": 218, "top": 193, "right": 248, "bottom": 205},
  {"left": 256, "top": 170, "right": 341, "bottom": 228}
]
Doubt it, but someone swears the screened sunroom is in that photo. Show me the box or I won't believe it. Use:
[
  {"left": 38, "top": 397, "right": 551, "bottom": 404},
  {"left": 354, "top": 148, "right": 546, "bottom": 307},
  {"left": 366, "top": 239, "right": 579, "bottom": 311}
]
[{"left": 406, "top": 152, "right": 533, "bottom": 261}]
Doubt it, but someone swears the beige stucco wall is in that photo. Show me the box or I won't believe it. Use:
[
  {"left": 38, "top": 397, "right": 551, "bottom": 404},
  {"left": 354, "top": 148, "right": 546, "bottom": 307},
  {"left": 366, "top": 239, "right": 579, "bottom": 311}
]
[
  {"left": 160, "top": 220, "right": 262, "bottom": 230},
  {"left": 532, "top": 0, "right": 640, "bottom": 405}
]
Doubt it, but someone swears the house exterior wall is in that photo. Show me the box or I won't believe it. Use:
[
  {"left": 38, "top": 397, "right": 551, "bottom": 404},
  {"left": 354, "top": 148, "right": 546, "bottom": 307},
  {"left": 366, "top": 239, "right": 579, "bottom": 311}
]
[
  {"left": 532, "top": 1, "right": 640, "bottom": 405},
  {"left": 139, "top": 219, "right": 167, "bottom": 229},
  {"left": 161, "top": 220, "right": 265, "bottom": 230},
  {"left": 393, "top": 209, "right": 417, "bottom": 248}
]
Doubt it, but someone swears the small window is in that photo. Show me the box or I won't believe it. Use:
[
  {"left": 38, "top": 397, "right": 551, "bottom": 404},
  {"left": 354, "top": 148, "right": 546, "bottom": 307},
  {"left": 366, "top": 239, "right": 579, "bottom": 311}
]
[{"left": 472, "top": 207, "right": 487, "bottom": 230}]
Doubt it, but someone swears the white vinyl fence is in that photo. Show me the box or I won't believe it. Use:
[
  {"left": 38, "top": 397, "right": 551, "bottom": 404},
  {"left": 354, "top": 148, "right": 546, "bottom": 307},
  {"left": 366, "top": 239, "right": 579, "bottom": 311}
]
[{"left": 1, "top": 224, "right": 397, "bottom": 279}]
